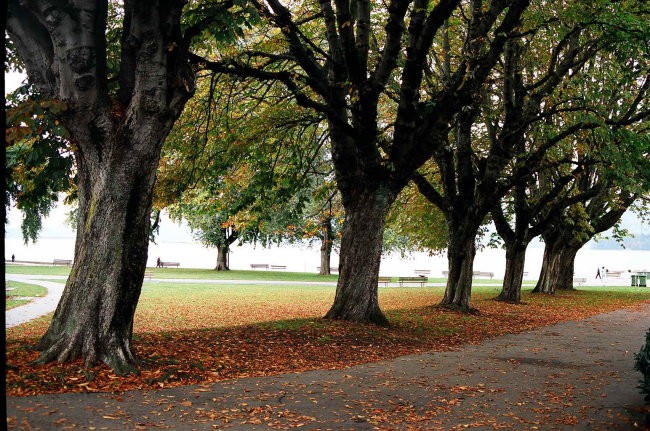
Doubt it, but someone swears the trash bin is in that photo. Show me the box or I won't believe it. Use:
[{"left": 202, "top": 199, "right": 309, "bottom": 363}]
[
  {"left": 632, "top": 275, "right": 638, "bottom": 286},
  {"left": 640, "top": 275, "right": 647, "bottom": 287}
]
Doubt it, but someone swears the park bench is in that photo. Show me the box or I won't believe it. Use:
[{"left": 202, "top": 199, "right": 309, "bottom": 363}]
[
  {"left": 160, "top": 261, "right": 180, "bottom": 268},
  {"left": 573, "top": 277, "right": 587, "bottom": 286},
  {"left": 270, "top": 265, "right": 287, "bottom": 270},
  {"left": 378, "top": 276, "right": 392, "bottom": 287},
  {"left": 442, "top": 270, "right": 449, "bottom": 277},
  {"left": 398, "top": 276, "right": 428, "bottom": 287},
  {"left": 606, "top": 270, "right": 623, "bottom": 279},
  {"left": 414, "top": 269, "right": 431, "bottom": 276},
  {"left": 53, "top": 259, "right": 72, "bottom": 266},
  {"left": 473, "top": 271, "right": 494, "bottom": 279},
  {"left": 317, "top": 266, "right": 339, "bottom": 273},
  {"left": 144, "top": 271, "right": 154, "bottom": 279},
  {"left": 250, "top": 263, "right": 269, "bottom": 270}
]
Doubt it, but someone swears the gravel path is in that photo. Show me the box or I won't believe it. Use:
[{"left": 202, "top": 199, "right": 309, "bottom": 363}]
[{"left": 7, "top": 303, "right": 650, "bottom": 430}]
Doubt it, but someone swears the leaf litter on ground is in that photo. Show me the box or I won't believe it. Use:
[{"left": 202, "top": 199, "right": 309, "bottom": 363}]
[{"left": 6, "top": 286, "right": 650, "bottom": 397}]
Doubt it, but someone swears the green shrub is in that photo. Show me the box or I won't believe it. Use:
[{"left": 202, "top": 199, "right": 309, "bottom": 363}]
[{"left": 634, "top": 328, "right": 650, "bottom": 403}]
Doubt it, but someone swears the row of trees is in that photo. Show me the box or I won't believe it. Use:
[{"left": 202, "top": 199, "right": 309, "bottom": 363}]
[{"left": 6, "top": 0, "right": 649, "bottom": 373}]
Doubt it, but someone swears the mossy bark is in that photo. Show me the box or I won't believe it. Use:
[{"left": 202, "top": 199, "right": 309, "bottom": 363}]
[
  {"left": 36, "top": 141, "right": 160, "bottom": 375},
  {"left": 8, "top": 1, "right": 196, "bottom": 374}
]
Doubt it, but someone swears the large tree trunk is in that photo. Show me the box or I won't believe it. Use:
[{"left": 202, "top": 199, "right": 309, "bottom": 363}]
[
  {"left": 533, "top": 241, "right": 579, "bottom": 294},
  {"left": 441, "top": 230, "right": 477, "bottom": 312},
  {"left": 37, "top": 136, "right": 162, "bottom": 375},
  {"left": 215, "top": 244, "right": 230, "bottom": 271},
  {"left": 324, "top": 187, "right": 393, "bottom": 325},
  {"left": 495, "top": 241, "right": 528, "bottom": 303},
  {"left": 215, "top": 228, "right": 237, "bottom": 271},
  {"left": 319, "top": 217, "right": 333, "bottom": 276},
  {"left": 8, "top": 0, "right": 195, "bottom": 373}
]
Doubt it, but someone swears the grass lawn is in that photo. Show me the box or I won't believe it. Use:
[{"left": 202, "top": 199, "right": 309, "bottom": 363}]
[
  {"left": 6, "top": 264, "right": 542, "bottom": 286},
  {"left": 6, "top": 274, "right": 649, "bottom": 396},
  {"left": 5, "top": 280, "right": 48, "bottom": 310},
  {"left": 6, "top": 299, "right": 30, "bottom": 310},
  {"left": 6, "top": 264, "right": 343, "bottom": 281}
]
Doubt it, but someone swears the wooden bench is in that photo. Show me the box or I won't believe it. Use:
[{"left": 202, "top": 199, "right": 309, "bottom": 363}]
[
  {"left": 573, "top": 277, "right": 587, "bottom": 286},
  {"left": 442, "top": 270, "right": 449, "bottom": 277},
  {"left": 160, "top": 261, "right": 180, "bottom": 268},
  {"left": 414, "top": 269, "right": 431, "bottom": 276},
  {"left": 270, "top": 265, "right": 287, "bottom": 270},
  {"left": 473, "top": 271, "right": 494, "bottom": 279},
  {"left": 317, "top": 266, "right": 339, "bottom": 273},
  {"left": 250, "top": 264, "right": 269, "bottom": 270},
  {"left": 378, "top": 276, "right": 392, "bottom": 287},
  {"left": 144, "top": 271, "right": 154, "bottom": 279},
  {"left": 53, "top": 259, "right": 72, "bottom": 266},
  {"left": 606, "top": 271, "right": 623, "bottom": 279},
  {"left": 398, "top": 276, "right": 428, "bottom": 287}
]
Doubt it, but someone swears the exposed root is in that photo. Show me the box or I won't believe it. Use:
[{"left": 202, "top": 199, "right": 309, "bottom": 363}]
[
  {"left": 324, "top": 307, "right": 390, "bottom": 327},
  {"left": 493, "top": 293, "right": 523, "bottom": 304},
  {"left": 438, "top": 303, "right": 481, "bottom": 315},
  {"left": 31, "top": 332, "right": 140, "bottom": 376}
]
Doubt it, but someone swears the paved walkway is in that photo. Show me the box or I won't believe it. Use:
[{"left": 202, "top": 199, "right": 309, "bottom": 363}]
[
  {"left": 5, "top": 274, "right": 66, "bottom": 328},
  {"left": 7, "top": 304, "right": 650, "bottom": 430}
]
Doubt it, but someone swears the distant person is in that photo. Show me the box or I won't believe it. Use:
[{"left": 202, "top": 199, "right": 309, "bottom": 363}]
[
  {"left": 156, "top": 257, "right": 162, "bottom": 268},
  {"left": 595, "top": 267, "right": 601, "bottom": 279},
  {"left": 602, "top": 267, "right": 607, "bottom": 282},
  {"left": 11, "top": 254, "right": 15, "bottom": 262}
]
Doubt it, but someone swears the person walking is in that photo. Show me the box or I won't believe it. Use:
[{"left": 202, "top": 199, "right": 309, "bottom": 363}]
[
  {"left": 11, "top": 254, "right": 15, "bottom": 262},
  {"left": 595, "top": 267, "right": 601, "bottom": 279},
  {"left": 156, "top": 257, "right": 162, "bottom": 268}
]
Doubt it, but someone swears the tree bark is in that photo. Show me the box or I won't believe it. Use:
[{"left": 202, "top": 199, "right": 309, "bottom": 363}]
[
  {"left": 215, "top": 244, "right": 230, "bottom": 271},
  {"left": 37, "top": 134, "right": 163, "bottom": 375},
  {"left": 441, "top": 231, "right": 477, "bottom": 312},
  {"left": 324, "top": 186, "right": 393, "bottom": 325},
  {"left": 319, "top": 217, "right": 333, "bottom": 275},
  {"left": 214, "top": 228, "right": 237, "bottom": 271},
  {"left": 495, "top": 241, "right": 528, "bottom": 303},
  {"left": 533, "top": 240, "right": 579, "bottom": 294},
  {"left": 8, "top": 1, "right": 195, "bottom": 373}
]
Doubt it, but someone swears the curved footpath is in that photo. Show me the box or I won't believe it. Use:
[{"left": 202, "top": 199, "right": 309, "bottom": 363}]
[
  {"left": 5, "top": 274, "right": 67, "bottom": 328},
  {"left": 7, "top": 301, "right": 650, "bottom": 430}
]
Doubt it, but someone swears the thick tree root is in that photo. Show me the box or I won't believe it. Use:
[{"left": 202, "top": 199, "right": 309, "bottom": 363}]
[
  {"left": 438, "top": 302, "right": 481, "bottom": 315},
  {"left": 33, "top": 332, "right": 140, "bottom": 376},
  {"left": 324, "top": 307, "right": 390, "bottom": 327},
  {"left": 493, "top": 292, "right": 523, "bottom": 304}
]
